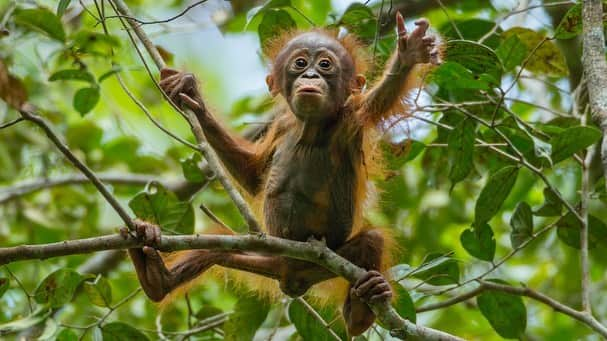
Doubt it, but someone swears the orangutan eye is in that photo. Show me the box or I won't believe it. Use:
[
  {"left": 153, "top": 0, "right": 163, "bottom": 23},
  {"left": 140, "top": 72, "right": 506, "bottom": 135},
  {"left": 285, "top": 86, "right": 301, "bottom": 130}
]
[
  {"left": 294, "top": 58, "right": 308, "bottom": 68},
  {"left": 318, "top": 59, "right": 331, "bottom": 69}
]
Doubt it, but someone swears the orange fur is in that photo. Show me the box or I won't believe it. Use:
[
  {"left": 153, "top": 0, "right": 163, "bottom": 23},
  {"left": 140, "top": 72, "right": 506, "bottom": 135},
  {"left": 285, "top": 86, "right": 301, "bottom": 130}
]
[{"left": 155, "top": 28, "right": 441, "bottom": 314}]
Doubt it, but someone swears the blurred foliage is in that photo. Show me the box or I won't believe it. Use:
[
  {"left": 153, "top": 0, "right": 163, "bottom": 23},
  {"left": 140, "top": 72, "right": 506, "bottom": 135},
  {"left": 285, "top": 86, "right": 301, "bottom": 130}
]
[{"left": 0, "top": 0, "right": 606, "bottom": 340}]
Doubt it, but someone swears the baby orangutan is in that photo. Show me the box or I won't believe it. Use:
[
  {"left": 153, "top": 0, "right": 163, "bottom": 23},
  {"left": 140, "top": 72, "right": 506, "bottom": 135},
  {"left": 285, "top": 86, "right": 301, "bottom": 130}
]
[{"left": 127, "top": 12, "right": 438, "bottom": 336}]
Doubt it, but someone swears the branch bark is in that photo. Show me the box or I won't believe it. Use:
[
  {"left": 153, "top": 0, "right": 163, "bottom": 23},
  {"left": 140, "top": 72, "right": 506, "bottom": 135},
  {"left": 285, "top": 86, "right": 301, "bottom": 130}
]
[
  {"left": 0, "top": 233, "right": 463, "bottom": 341},
  {"left": 582, "top": 0, "right": 607, "bottom": 191}
]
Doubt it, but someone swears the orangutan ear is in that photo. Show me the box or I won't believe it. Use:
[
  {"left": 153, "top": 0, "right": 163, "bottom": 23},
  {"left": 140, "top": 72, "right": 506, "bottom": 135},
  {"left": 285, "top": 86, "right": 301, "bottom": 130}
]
[
  {"left": 266, "top": 75, "right": 279, "bottom": 97},
  {"left": 351, "top": 74, "right": 366, "bottom": 93}
]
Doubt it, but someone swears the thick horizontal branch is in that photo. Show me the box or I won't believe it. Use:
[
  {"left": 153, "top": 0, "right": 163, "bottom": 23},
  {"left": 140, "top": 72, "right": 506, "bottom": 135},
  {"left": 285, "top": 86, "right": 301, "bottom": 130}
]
[{"left": 0, "top": 233, "right": 463, "bottom": 341}]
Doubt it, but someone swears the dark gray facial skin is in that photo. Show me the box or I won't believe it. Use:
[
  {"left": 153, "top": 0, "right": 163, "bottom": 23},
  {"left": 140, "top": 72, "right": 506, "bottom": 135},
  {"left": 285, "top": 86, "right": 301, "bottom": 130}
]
[{"left": 273, "top": 33, "right": 355, "bottom": 122}]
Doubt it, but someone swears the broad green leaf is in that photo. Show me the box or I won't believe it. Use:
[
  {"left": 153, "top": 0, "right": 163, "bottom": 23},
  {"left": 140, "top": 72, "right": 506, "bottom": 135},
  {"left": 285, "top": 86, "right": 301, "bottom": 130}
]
[
  {"left": 338, "top": 3, "right": 376, "bottom": 41},
  {"left": 224, "top": 294, "right": 271, "bottom": 341},
  {"left": 101, "top": 322, "right": 149, "bottom": 341},
  {"left": 34, "top": 269, "right": 83, "bottom": 308},
  {"left": 66, "top": 120, "right": 103, "bottom": 152},
  {"left": 448, "top": 119, "right": 475, "bottom": 187},
  {"left": 0, "top": 277, "right": 8, "bottom": 298},
  {"left": 554, "top": 4, "right": 582, "bottom": 39},
  {"left": 83, "top": 275, "right": 112, "bottom": 307},
  {"left": 181, "top": 153, "right": 205, "bottom": 183},
  {"left": 128, "top": 182, "right": 195, "bottom": 235},
  {"left": 440, "top": 19, "right": 501, "bottom": 48},
  {"left": 444, "top": 40, "right": 503, "bottom": 84},
  {"left": 245, "top": 0, "right": 292, "bottom": 29},
  {"left": 56, "top": 329, "right": 78, "bottom": 341},
  {"left": 49, "top": 69, "right": 95, "bottom": 83},
  {"left": 502, "top": 27, "right": 567, "bottom": 77},
  {"left": 410, "top": 253, "right": 460, "bottom": 286},
  {"left": 391, "top": 282, "right": 416, "bottom": 323},
  {"left": 534, "top": 187, "right": 562, "bottom": 217},
  {"left": 460, "top": 223, "right": 496, "bottom": 261},
  {"left": 431, "top": 61, "right": 491, "bottom": 90},
  {"left": 259, "top": 9, "right": 296, "bottom": 49},
  {"left": 14, "top": 8, "right": 65, "bottom": 42},
  {"left": 550, "top": 126, "right": 602, "bottom": 164},
  {"left": 72, "top": 31, "right": 121, "bottom": 56},
  {"left": 557, "top": 212, "right": 607, "bottom": 249},
  {"left": 477, "top": 280, "right": 527, "bottom": 338},
  {"left": 57, "top": 0, "right": 72, "bottom": 17},
  {"left": 0, "top": 306, "right": 52, "bottom": 335},
  {"left": 288, "top": 299, "right": 347, "bottom": 341},
  {"left": 510, "top": 202, "right": 533, "bottom": 248},
  {"left": 496, "top": 34, "right": 527, "bottom": 71},
  {"left": 474, "top": 166, "right": 519, "bottom": 225},
  {"left": 73, "top": 87, "right": 100, "bottom": 116}
]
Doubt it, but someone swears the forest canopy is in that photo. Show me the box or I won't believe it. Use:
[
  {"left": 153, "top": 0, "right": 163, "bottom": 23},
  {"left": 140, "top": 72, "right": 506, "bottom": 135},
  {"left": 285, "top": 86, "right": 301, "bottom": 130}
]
[{"left": 1, "top": 0, "right": 607, "bottom": 340}]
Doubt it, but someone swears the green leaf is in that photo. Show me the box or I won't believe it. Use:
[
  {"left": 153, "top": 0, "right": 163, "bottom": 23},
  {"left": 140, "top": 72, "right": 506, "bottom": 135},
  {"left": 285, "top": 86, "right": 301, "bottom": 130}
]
[
  {"left": 448, "top": 119, "right": 475, "bottom": 187},
  {"left": 557, "top": 212, "right": 607, "bottom": 249},
  {"left": 56, "top": 329, "right": 78, "bottom": 341},
  {"left": 49, "top": 69, "right": 96, "bottom": 83},
  {"left": 0, "top": 306, "right": 52, "bottom": 335},
  {"left": 245, "top": 0, "right": 292, "bottom": 29},
  {"left": 496, "top": 34, "right": 527, "bottom": 71},
  {"left": 460, "top": 223, "right": 496, "bottom": 261},
  {"left": 34, "top": 269, "right": 83, "bottom": 308},
  {"left": 382, "top": 139, "right": 425, "bottom": 171},
  {"left": 440, "top": 19, "right": 501, "bottom": 48},
  {"left": 83, "top": 275, "right": 112, "bottom": 307},
  {"left": 128, "top": 182, "right": 195, "bottom": 235},
  {"left": 431, "top": 61, "right": 492, "bottom": 90},
  {"left": 534, "top": 187, "right": 562, "bottom": 217},
  {"left": 0, "top": 277, "right": 8, "bottom": 298},
  {"left": 550, "top": 126, "right": 602, "bottom": 164},
  {"left": 57, "top": 0, "right": 72, "bottom": 17},
  {"left": 338, "top": 3, "right": 377, "bottom": 41},
  {"left": 554, "top": 4, "right": 582, "bottom": 39},
  {"left": 288, "top": 299, "right": 347, "bottom": 341},
  {"left": 224, "top": 294, "right": 271, "bottom": 341},
  {"left": 502, "top": 27, "right": 567, "bottom": 77},
  {"left": 101, "top": 322, "right": 150, "bottom": 341},
  {"left": 66, "top": 120, "right": 103, "bottom": 152},
  {"left": 14, "top": 8, "right": 66, "bottom": 42},
  {"left": 181, "top": 153, "right": 205, "bottom": 183},
  {"left": 391, "top": 282, "right": 416, "bottom": 323},
  {"left": 474, "top": 166, "right": 519, "bottom": 225},
  {"left": 72, "top": 30, "right": 121, "bottom": 56},
  {"left": 73, "top": 87, "right": 100, "bottom": 116},
  {"left": 477, "top": 280, "right": 527, "bottom": 338},
  {"left": 259, "top": 9, "right": 296, "bottom": 49},
  {"left": 444, "top": 40, "right": 503, "bottom": 84},
  {"left": 98, "top": 66, "right": 122, "bottom": 83},
  {"left": 510, "top": 202, "right": 533, "bottom": 248},
  {"left": 410, "top": 253, "right": 460, "bottom": 286},
  {"left": 103, "top": 136, "right": 140, "bottom": 164}
]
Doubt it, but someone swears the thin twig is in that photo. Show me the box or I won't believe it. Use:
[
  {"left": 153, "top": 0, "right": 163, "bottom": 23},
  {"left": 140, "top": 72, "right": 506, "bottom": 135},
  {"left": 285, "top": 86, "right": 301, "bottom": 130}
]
[
  {"left": 0, "top": 117, "right": 23, "bottom": 129},
  {"left": 295, "top": 297, "right": 342, "bottom": 341},
  {"left": 18, "top": 109, "right": 135, "bottom": 230},
  {"left": 104, "top": 1, "right": 208, "bottom": 25}
]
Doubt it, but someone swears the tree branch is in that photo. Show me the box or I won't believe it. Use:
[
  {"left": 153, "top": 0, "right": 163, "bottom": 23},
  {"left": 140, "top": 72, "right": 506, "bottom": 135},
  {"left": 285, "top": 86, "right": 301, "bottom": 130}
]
[
  {"left": 0, "top": 233, "right": 464, "bottom": 341},
  {"left": 582, "top": 0, "right": 607, "bottom": 192},
  {"left": 18, "top": 109, "right": 135, "bottom": 230},
  {"left": 478, "top": 280, "right": 607, "bottom": 337},
  {"left": 109, "top": 0, "right": 261, "bottom": 232}
]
